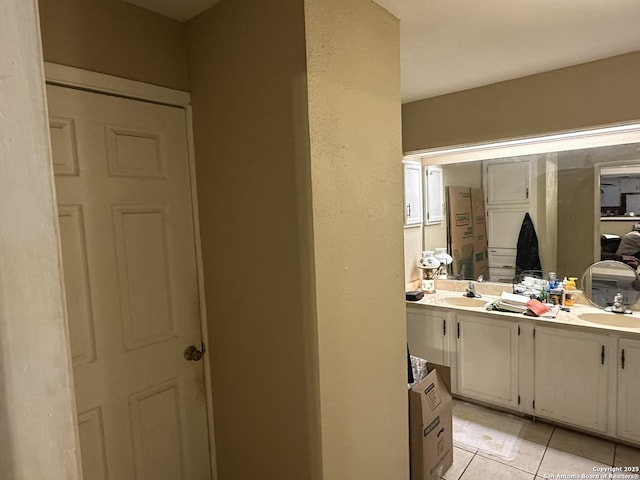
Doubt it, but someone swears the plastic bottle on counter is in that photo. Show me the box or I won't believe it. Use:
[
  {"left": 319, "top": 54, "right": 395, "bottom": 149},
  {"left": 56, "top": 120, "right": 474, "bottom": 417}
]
[
  {"left": 563, "top": 277, "right": 576, "bottom": 306},
  {"left": 539, "top": 281, "right": 548, "bottom": 302}
]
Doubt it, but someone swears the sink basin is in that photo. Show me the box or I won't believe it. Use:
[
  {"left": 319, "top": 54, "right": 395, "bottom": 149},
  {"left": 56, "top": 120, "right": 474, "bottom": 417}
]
[
  {"left": 578, "top": 313, "right": 640, "bottom": 329},
  {"left": 442, "top": 297, "right": 487, "bottom": 307}
]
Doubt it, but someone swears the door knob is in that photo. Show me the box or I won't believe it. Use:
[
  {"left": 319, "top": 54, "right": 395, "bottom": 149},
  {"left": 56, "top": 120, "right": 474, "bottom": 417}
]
[{"left": 184, "top": 345, "right": 204, "bottom": 362}]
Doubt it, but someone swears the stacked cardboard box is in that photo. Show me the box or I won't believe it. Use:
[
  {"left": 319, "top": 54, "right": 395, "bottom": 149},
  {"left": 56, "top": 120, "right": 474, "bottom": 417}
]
[
  {"left": 447, "top": 187, "right": 489, "bottom": 280},
  {"left": 470, "top": 188, "right": 489, "bottom": 279}
]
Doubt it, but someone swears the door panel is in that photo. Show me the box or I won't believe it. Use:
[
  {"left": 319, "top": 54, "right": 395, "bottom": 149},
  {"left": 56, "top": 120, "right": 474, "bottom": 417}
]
[
  {"left": 618, "top": 338, "right": 640, "bottom": 442},
  {"left": 77, "top": 407, "right": 109, "bottom": 480},
  {"left": 534, "top": 326, "right": 608, "bottom": 432},
  {"left": 58, "top": 205, "right": 97, "bottom": 365},
  {"left": 112, "top": 206, "right": 176, "bottom": 350},
  {"left": 456, "top": 314, "right": 519, "bottom": 407},
  {"left": 48, "top": 84, "right": 211, "bottom": 480}
]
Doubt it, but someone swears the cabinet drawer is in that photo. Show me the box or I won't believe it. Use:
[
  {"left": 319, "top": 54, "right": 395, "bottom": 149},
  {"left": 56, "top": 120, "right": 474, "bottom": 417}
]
[
  {"left": 489, "top": 267, "right": 515, "bottom": 283},
  {"left": 488, "top": 248, "right": 516, "bottom": 268}
]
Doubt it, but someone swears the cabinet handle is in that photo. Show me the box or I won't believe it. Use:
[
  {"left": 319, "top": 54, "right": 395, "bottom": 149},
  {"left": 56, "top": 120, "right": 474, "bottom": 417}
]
[
  {"left": 457, "top": 323, "right": 460, "bottom": 338},
  {"left": 621, "top": 349, "right": 625, "bottom": 369},
  {"left": 406, "top": 204, "right": 411, "bottom": 218},
  {"left": 601, "top": 345, "right": 605, "bottom": 365},
  {"left": 443, "top": 319, "right": 446, "bottom": 336}
]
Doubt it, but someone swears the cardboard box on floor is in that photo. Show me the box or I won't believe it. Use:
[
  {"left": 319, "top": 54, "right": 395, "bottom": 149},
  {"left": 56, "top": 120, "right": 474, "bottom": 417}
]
[{"left": 409, "top": 363, "right": 453, "bottom": 480}]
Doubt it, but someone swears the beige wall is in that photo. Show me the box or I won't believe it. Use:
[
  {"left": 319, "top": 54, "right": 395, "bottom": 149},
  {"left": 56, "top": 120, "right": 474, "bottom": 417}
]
[
  {"left": 402, "top": 51, "right": 640, "bottom": 153},
  {"left": 1, "top": 1, "right": 80, "bottom": 477},
  {"left": 305, "top": 1, "right": 408, "bottom": 478},
  {"left": 557, "top": 157, "right": 596, "bottom": 278},
  {"left": 601, "top": 221, "right": 637, "bottom": 238},
  {"left": 405, "top": 226, "right": 422, "bottom": 289},
  {"left": 187, "top": 1, "right": 321, "bottom": 479},
  {"left": 38, "top": 0, "right": 189, "bottom": 90},
  {"left": 537, "top": 155, "right": 558, "bottom": 273},
  {"left": 190, "top": 0, "right": 407, "bottom": 477},
  {"left": 38, "top": 1, "right": 408, "bottom": 478}
]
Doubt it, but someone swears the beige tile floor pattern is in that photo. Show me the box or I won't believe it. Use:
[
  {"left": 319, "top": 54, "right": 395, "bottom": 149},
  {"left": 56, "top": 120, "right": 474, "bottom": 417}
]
[{"left": 443, "top": 400, "right": 640, "bottom": 480}]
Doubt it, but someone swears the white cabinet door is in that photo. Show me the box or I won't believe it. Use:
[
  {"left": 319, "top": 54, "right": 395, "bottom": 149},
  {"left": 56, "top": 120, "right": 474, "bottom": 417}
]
[
  {"left": 407, "top": 306, "right": 450, "bottom": 366},
  {"left": 486, "top": 209, "right": 528, "bottom": 250},
  {"left": 620, "top": 178, "right": 640, "bottom": 194},
  {"left": 617, "top": 338, "right": 640, "bottom": 442},
  {"left": 403, "top": 161, "right": 423, "bottom": 225},
  {"left": 534, "top": 326, "right": 610, "bottom": 432},
  {"left": 456, "top": 314, "right": 519, "bottom": 408},
  {"left": 485, "top": 159, "right": 531, "bottom": 206},
  {"left": 425, "top": 165, "right": 444, "bottom": 224}
]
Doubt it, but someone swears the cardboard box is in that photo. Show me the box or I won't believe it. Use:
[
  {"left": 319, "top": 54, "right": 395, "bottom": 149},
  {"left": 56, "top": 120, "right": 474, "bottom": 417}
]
[
  {"left": 409, "top": 363, "right": 454, "bottom": 480},
  {"left": 446, "top": 187, "right": 489, "bottom": 279},
  {"left": 447, "top": 187, "right": 473, "bottom": 243},
  {"left": 470, "top": 188, "right": 487, "bottom": 243},
  {"left": 471, "top": 188, "right": 489, "bottom": 279},
  {"left": 447, "top": 187, "right": 474, "bottom": 279}
]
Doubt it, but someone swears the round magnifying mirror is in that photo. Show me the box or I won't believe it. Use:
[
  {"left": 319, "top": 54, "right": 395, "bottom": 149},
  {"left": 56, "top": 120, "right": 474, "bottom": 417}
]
[{"left": 581, "top": 260, "right": 640, "bottom": 310}]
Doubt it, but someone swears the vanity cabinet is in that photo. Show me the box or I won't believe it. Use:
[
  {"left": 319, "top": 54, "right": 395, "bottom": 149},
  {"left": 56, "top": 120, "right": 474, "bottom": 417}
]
[
  {"left": 617, "top": 338, "right": 640, "bottom": 442},
  {"left": 455, "top": 314, "right": 519, "bottom": 408},
  {"left": 406, "top": 303, "right": 640, "bottom": 444},
  {"left": 406, "top": 305, "right": 450, "bottom": 366},
  {"left": 534, "top": 326, "right": 610, "bottom": 433}
]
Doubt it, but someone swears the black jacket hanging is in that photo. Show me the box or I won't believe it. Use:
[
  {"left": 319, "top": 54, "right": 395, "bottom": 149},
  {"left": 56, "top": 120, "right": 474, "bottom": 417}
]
[{"left": 516, "top": 213, "right": 542, "bottom": 275}]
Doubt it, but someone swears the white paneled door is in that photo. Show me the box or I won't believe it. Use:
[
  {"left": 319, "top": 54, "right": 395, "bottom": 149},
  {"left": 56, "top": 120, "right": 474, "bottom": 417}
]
[{"left": 48, "top": 84, "right": 211, "bottom": 480}]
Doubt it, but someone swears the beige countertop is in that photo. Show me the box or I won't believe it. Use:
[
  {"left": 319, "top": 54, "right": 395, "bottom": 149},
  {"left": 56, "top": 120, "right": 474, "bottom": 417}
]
[{"left": 407, "top": 288, "right": 640, "bottom": 337}]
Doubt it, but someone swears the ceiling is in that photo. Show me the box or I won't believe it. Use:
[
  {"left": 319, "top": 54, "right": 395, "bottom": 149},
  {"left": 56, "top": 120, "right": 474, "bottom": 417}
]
[
  {"left": 125, "top": 0, "right": 221, "bottom": 22},
  {"left": 126, "top": 0, "right": 640, "bottom": 103}
]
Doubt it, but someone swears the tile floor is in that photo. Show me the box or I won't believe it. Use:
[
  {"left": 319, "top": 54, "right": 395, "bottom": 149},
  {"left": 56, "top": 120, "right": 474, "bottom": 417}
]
[{"left": 443, "top": 400, "right": 640, "bottom": 480}]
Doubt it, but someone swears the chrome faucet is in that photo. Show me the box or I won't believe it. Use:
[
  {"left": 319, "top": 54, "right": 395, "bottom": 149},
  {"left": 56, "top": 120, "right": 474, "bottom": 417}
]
[
  {"left": 465, "top": 281, "right": 481, "bottom": 298},
  {"left": 611, "top": 292, "right": 626, "bottom": 313}
]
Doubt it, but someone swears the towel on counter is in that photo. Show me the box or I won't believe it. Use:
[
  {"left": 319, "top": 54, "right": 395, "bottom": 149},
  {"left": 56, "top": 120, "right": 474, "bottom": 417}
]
[
  {"left": 524, "top": 304, "right": 561, "bottom": 318},
  {"left": 525, "top": 299, "right": 550, "bottom": 316}
]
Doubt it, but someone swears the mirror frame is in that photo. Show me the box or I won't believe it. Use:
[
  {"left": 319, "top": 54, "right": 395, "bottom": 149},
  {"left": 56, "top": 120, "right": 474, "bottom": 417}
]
[{"left": 581, "top": 260, "right": 640, "bottom": 310}]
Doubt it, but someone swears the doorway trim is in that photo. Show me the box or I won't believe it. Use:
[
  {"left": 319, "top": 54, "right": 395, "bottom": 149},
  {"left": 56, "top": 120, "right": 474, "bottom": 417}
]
[
  {"left": 44, "top": 62, "right": 218, "bottom": 479},
  {"left": 44, "top": 63, "right": 191, "bottom": 107}
]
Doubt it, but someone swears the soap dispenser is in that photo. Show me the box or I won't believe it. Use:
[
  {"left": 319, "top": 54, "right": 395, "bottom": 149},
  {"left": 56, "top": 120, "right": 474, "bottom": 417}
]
[{"left": 564, "top": 277, "right": 576, "bottom": 306}]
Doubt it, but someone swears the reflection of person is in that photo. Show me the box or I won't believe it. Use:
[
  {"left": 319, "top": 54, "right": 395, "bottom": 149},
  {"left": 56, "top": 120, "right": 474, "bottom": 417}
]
[{"left": 616, "top": 223, "right": 640, "bottom": 259}]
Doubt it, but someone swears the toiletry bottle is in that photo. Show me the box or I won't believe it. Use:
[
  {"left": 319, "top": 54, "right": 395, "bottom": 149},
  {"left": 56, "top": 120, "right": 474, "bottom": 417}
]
[
  {"left": 539, "top": 281, "right": 548, "bottom": 302},
  {"left": 564, "top": 277, "right": 576, "bottom": 306}
]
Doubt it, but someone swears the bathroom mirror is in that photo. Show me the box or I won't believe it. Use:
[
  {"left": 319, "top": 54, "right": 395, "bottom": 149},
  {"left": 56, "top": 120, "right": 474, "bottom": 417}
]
[
  {"left": 420, "top": 141, "right": 640, "bottom": 282},
  {"left": 581, "top": 260, "right": 640, "bottom": 309}
]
